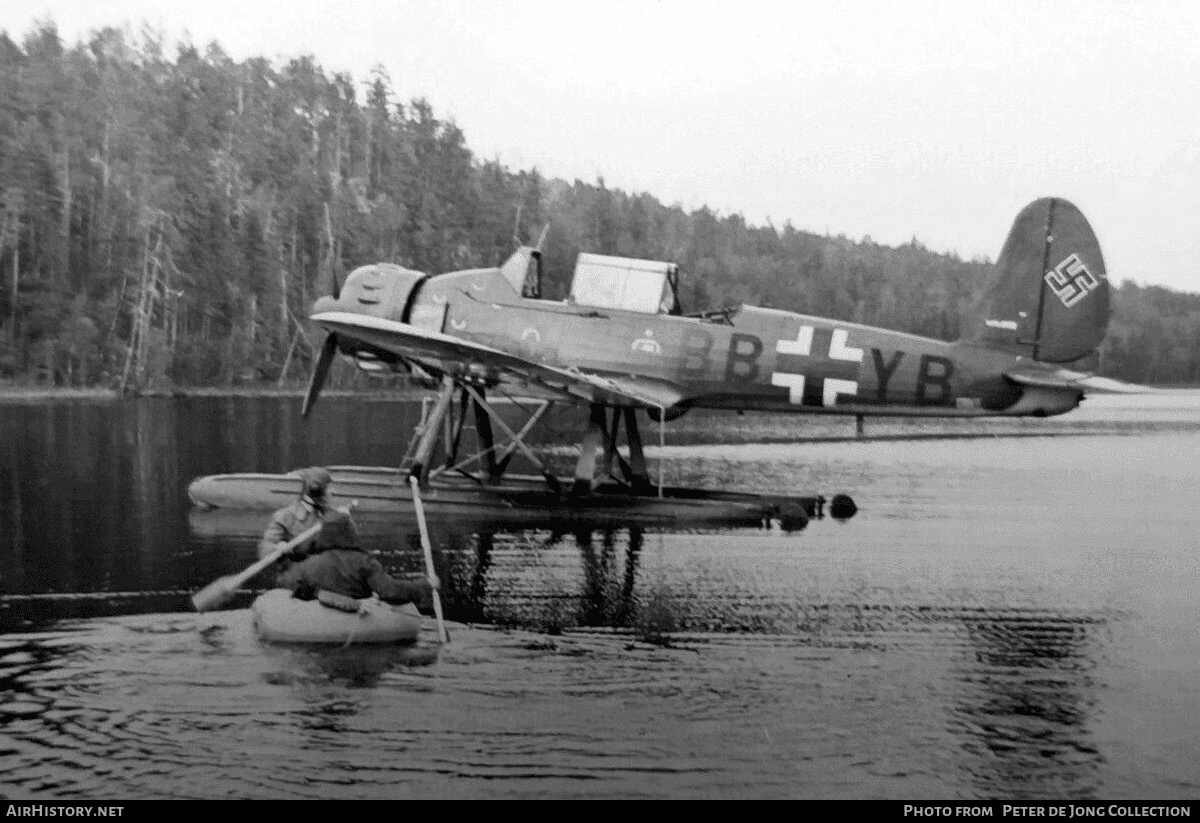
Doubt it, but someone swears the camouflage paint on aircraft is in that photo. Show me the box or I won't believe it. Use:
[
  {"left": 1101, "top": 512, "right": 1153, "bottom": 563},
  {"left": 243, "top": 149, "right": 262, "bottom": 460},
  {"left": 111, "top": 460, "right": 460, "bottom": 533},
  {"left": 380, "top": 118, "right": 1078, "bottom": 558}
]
[{"left": 305, "top": 198, "right": 1110, "bottom": 423}]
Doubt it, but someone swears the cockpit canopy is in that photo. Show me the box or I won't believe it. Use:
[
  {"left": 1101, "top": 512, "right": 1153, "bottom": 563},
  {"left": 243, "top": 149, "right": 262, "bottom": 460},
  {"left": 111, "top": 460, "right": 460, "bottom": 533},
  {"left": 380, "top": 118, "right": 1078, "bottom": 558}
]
[{"left": 568, "top": 253, "right": 681, "bottom": 315}]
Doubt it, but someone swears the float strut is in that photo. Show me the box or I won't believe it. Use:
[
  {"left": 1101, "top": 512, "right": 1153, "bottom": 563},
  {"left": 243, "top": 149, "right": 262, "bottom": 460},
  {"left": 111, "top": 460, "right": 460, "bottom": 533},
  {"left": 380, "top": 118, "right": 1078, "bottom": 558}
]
[
  {"left": 572, "top": 403, "right": 608, "bottom": 496},
  {"left": 408, "top": 375, "right": 456, "bottom": 487},
  {"left": 460, "top": 383, "right": 563, "bottom": 494},
  {"left": 622, "top": 407, "right": 651, "bottom": 492}
]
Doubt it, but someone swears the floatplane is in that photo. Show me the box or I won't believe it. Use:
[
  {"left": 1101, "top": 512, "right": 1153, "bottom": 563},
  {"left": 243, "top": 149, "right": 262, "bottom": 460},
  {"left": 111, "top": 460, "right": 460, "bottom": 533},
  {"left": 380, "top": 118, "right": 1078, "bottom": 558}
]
[{"left": 189, "top": 197, "right": 1117, "bottom": 530}]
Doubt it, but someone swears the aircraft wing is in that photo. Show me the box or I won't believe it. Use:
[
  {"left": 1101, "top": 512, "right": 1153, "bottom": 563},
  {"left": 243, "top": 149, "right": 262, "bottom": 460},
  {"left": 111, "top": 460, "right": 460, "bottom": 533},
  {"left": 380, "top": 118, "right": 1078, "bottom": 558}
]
[
  {"left": 312, "top": 310, "right": 685, "bottom": 410},
  {"left": 1005, "top": 368, "right": 1158, "bottom": 394}
]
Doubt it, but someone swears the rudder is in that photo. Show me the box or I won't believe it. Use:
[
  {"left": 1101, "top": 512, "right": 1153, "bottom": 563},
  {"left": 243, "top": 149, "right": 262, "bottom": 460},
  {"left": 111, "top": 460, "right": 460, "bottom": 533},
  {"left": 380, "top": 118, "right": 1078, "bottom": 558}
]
[{"left": 968, "top": 198, "right": 1109, "bottom": 363}]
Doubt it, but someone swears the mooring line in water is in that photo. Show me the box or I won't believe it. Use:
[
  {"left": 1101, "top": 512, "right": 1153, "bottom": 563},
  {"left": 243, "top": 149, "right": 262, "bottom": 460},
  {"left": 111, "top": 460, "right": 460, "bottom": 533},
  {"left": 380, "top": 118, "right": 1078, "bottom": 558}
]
[{"left": 1, "top": 589, "right": 205, "bottom": 602}]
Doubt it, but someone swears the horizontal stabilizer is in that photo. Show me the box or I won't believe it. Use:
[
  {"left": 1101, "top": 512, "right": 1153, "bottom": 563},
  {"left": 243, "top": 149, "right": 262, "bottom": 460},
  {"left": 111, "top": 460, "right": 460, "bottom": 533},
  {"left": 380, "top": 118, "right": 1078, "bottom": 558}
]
[{"left": 1005, "top": 368, "right": 1158, "bottom": 394}]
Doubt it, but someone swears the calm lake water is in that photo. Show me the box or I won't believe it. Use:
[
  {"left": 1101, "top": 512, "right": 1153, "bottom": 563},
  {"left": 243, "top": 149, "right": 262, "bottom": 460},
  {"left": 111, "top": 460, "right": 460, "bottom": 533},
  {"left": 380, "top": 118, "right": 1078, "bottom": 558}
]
[{"left": 1, "top": 391, "right": 1198, "bottom": 799}]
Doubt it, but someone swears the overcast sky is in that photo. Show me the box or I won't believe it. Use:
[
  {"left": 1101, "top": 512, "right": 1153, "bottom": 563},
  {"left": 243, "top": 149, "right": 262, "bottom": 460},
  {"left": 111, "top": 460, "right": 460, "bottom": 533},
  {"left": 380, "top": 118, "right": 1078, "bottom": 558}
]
[{"left": 8, "top": 0, "right": 1199, "bottom": 292}]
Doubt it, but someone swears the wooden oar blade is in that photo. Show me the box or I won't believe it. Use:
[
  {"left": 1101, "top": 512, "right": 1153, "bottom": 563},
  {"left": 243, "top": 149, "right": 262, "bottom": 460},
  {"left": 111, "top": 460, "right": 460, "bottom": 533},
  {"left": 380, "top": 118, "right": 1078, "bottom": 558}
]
[{"left": 190, "top": 574, "right": 240, "bottom": 613}]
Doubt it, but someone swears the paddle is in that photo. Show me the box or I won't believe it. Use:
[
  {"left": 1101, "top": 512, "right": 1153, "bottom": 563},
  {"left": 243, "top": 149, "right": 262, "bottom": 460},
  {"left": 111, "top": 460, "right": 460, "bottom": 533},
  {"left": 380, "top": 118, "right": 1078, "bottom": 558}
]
[
  {"left": 190, "top": 522, "right": 322, "bottom": 613},
  {"left": 409, "top": 476, "right": 449, "bottom": 644}
]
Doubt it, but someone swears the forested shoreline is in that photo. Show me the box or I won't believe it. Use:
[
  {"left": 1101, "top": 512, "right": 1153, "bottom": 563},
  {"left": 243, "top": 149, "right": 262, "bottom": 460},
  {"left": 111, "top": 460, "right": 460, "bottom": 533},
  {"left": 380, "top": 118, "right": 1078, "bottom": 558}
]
[{"left": 1, "top": 23, "right": 1197, "bottom": 391}]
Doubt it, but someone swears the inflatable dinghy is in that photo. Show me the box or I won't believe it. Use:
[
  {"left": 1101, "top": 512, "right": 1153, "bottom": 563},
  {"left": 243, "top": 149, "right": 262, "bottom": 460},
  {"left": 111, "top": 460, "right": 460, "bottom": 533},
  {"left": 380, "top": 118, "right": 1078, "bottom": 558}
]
[{"left": 251, "top": 588, "right": 421, "bottom": 645}]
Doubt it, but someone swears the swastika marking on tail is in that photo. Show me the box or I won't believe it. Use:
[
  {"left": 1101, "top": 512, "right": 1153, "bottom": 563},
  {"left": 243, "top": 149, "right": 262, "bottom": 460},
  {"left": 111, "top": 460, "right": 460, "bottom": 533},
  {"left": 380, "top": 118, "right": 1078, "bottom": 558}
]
[{"left": 1045, "top": 253, "right": 1099, "bottom": 308}]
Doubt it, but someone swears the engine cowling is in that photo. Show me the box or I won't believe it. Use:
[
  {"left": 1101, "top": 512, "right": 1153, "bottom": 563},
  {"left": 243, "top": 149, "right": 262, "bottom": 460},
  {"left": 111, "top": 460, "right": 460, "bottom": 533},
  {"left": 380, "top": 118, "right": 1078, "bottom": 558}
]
[{"left": 326, "top": 263, "right": 428, "bottom": 322}]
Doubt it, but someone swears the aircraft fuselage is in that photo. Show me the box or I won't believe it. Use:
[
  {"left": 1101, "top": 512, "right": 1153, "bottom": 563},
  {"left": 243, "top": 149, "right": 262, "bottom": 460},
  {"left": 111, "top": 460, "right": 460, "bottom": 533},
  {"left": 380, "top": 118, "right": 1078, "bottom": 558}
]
[{"left": 323, "top": 262, "right": 1082, "bottom": 419}]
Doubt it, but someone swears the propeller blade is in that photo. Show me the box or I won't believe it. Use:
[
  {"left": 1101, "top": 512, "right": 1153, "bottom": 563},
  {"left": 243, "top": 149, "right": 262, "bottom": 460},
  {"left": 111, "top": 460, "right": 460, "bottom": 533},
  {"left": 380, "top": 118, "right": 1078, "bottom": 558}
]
[{"left": 302, "top": 333, "right": 338, "bottom": 417}]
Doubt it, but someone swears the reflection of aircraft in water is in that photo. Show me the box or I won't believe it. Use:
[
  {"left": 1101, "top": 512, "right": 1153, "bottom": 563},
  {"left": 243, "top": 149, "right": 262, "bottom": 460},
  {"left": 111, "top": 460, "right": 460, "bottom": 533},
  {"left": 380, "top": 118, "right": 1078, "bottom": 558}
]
[{"left": 299, "top": 199, "right": 1118, "bottom": 501}]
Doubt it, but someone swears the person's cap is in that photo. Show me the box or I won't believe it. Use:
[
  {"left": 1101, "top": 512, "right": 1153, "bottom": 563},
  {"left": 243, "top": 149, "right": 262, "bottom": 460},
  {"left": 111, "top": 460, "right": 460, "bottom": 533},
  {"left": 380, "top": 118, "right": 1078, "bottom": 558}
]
[
  {"left": 314, "top": 511, "right": 359, "bottom": 551},
  {"left": 299, "top": 466, "right": 332, "bottom": 494}
]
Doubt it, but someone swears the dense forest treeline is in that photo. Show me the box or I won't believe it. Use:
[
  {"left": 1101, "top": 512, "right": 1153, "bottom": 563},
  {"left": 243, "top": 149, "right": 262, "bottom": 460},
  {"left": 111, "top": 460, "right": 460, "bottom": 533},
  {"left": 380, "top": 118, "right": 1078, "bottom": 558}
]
[{"left": 0, "top": 23, "right": 1196, "bottom": 390}]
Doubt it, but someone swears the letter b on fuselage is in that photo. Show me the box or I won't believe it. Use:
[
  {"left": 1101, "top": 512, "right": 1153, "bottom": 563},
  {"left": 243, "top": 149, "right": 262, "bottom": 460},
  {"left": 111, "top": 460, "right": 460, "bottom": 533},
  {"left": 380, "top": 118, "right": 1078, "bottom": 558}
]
[{"left": 916, "top": 354, "right": 954, "bottom": 405}]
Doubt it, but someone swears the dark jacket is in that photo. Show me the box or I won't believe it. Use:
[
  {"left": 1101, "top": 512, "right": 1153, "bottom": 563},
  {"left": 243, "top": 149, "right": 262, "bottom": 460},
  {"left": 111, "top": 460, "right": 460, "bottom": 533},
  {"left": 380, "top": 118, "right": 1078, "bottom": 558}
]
[{"left": 276, "top": 547, "right": 431, "bottom": 608}]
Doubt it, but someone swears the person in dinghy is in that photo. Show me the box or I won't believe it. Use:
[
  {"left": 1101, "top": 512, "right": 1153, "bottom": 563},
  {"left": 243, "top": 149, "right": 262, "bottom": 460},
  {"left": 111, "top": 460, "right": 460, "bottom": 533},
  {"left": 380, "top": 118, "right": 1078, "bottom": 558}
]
[
  {"left": 258, "top": 466, "right": 338, "bottom": 580},
  {"left": 276, "top": 510, "right": 438, "bottom": 610}
]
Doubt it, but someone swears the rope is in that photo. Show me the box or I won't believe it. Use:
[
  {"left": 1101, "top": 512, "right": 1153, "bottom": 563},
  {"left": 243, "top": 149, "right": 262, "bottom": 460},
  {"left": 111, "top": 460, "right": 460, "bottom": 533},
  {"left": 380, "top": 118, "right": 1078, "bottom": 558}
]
[
  {"left": 342, "top": 598, "right": 374, "bottom": 648},
  {"left": 657, "top": 404, "right": 665, "bottom": 498}
]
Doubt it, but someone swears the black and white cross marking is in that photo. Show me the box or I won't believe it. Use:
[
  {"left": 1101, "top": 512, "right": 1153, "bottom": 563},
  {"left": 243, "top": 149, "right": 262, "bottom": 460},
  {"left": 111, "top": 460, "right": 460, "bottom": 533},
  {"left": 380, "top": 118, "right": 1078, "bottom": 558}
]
[{"left": 771, "top": 326, "right": 863, "bottom": 406}]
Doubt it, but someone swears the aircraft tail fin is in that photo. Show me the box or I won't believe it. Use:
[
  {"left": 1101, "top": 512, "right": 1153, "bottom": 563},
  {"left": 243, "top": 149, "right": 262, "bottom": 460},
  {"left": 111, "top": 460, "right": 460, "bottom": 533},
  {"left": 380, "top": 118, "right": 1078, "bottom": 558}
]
[{"left": 967, "top": 198, "right": 1109, "bottom": 363}]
